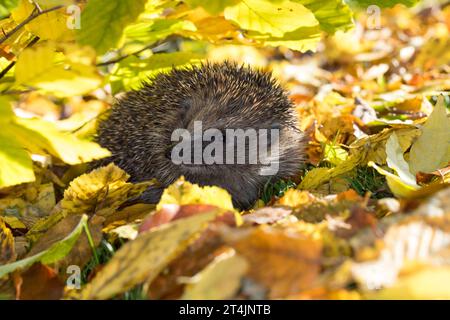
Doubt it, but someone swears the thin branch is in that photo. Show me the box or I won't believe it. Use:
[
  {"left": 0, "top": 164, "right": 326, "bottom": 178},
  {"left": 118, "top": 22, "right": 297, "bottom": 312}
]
[
  {"left": 0, "top": 36, "right": 39, "bottom": 81},
  {"left": 96, "top": 38, "right": 171, "bottom": 67},
  {"left": 0, "top": 61, "right": 15, "bottom": 79},
  {"left": 1, "top": 89, "right": 34, "bottom": 95},
  {"left": 0, "top": 5, "right": 63, "bottom": 45},
  {"left": 31, "top": 0, "right": 43, "bottom": 13}
]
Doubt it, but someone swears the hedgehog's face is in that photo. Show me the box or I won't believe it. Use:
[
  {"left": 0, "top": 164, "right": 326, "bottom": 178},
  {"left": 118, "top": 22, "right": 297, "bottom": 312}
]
[{"left": 156, "top": 87, "right": 299, "bottom": 208}]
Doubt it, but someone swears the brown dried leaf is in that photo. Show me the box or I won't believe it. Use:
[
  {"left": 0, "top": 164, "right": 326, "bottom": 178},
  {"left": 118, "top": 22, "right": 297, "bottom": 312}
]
[{"left": 225, "top": 225, "right": 322, "bottom": 299}]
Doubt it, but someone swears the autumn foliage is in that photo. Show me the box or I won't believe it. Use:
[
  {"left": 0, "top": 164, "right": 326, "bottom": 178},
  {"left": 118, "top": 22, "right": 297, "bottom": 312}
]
[{"left": 0, "top": 0, "right": 449, "bottom": 300}]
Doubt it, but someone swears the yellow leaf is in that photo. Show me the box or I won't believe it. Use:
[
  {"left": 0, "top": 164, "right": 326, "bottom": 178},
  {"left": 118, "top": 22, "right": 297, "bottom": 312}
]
[
  {"left": 224, "top": 0, "right": 318, "bottom": 37},
  {"left": 157, "top": 177, "right": 235, "bottom": 212},
  {"left": 0, "top": 217, "right": 16, "bottom": 264},
  {"left": 79, "top": 208, "right": 224, "bottom": 299},
  {"left": 369, "top": 266, "right": 450, "bottom": 299},
  {"left": 299, "top": 153, "right": 364, "bottom": 190},
  {"left": 369, "top": 162, "right": 419, "bottom": 198},
  {"left": 27, "top": 164, "right": 153, "bottom": 241},
  {"left": 409, "top": 96, "right": 450, "bottom": 174},
  {"left": 15, "top": 42, "right": 102, "bottom": 97},
  {"left": 2, "top": 118, "right": 108, "bottom": 166},
  {"left": 249, "top": 26, "right": 321, "bottom": 52},
  {"left": 11, "top": 0, "right": 73, "bottom": 41},
  {"left": 0, "top": 129, "right": 35, "bottom": 188},
  {"left": 184, "top": 0, "right": 240, "bottom": 14},
  {"left": 181, "top": 248, "right": 248, "bottom": 299},
  {"left": 1, "top": 216, "right": 26, "bottom": 229}
]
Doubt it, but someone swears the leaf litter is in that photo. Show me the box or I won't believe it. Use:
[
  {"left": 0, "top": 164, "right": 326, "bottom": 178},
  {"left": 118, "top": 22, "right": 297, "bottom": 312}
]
[{"left": 0, "top": 3, "right": 450, "bottom": 300}]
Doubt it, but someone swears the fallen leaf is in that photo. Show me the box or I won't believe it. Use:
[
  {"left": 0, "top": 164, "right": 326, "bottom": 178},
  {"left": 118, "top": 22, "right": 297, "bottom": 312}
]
[
  {"left": 409, "top": 96, "right": 450, "bottom": 174},
  {"left": 225, "top": 225, "right": 322, "bottom": 299},
  {"left": 369, "top": 266, "right": 450, "bottom": 299},
  {"left": 0, "top": 215, "right": 88, "bottom": 278},
  {"left": 180, "top": 248, "right": 248, "bottom": 300},
  {"left": 0, "top": 217, "right": 16, "bottom": 264},
  {"left": 79, "top": 208, "right": 226, "bottom": 299},
  {"left": 157, "top": 176, "right": 235, "bottom": 212},
  {"left": 385, "top": 132, "right": 418, "bottom": 187},
  {"left": 243, "top": 207, "right": 292, "bottom": 225},
  {"left": 18, "top": 263, "right": 64, "bottom": 300}
]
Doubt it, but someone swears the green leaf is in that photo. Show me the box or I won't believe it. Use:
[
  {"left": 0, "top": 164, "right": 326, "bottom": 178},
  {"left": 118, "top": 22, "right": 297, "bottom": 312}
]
[
  {"left": 110, "top": 52, "right": 204, "bottom": 93},
  {"left": 248, "top": 26, "right": 321, "bottom": 52},
  {"left": 0, "top": 0, "right": 19, "bottom": 19},
  {"left": 224, "top": 0, "right": 318, "bottom": 37},
  {"left": 0, "top": 215, "right": 88, "bottom": 278},
  {"left": 124, "top": 19, "right": 196, "bottom": 47},
  {"left": 77, "top": 0, "right": 147, "bottom": 54},
  {"left": 409, "top": 96, "right": 450, "bottom": 174},
  {"left": 296, "top": 0, "right": 354, "bottom": 33},
  {"left": 346, "top": 0, "right": 419, "bottom": 8},
  {"left": 323, "top": 142, "right": 349, "bottom": 166}
]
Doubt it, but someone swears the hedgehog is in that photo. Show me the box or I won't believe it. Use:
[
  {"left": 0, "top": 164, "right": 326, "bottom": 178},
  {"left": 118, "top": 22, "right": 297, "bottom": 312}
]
[{"left": 96, "top": 62, "right": 306, "bottom": 209}]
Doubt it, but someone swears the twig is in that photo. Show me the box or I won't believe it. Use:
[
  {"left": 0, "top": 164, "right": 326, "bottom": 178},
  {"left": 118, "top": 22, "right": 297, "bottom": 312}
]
[
  {"left": 31, "top": 0, "right": 43, "bottom": 13},
  {"left": 96, "top": 38, "right": 171, "bottom": 67},
  {"left": 0, "top": 36, "right": 39, "bottom": 80},
  {"left": 0, "top": 5, "right": 63, "bottom": 45},
  {"left": 0, "top": 60, "right": 15, "bottom": 79}
]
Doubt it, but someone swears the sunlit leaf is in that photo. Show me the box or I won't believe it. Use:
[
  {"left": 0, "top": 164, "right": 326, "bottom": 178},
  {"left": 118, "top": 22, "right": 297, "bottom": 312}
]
[
  {"left": 14, "top": 42, "right": 102, "bottom": 97},
  {"left": 27, "top": 164, "right": 152, "bottom": 241},
  {"left": 77, "top": 0, "right": 147, "bottom": 54},
  {"left": 157, "top": 176, "right": 235, "bottom": 212},
  {"left": 224, "top": 0, "right": 318, "bottom": 37},
  {"left": 385, "top": 132, "right": 418, "bottom": 187},
  {"left": 181, "top": 248, "right": 248, "bottom": 299},
  {"left": 110, "top": 52, "right": 204, "bottom": 93},
  {"left": 369, "top": 162, "right": 419, "bottom": 198},
  {"left": 184, "top": 0, "right": 240, "bottom": 14},
  {"left": 409, "top": 96, "right": 450, "bottom": 174},
  {"left": 295, "top": 0, "right": 353, "bottom": 33},
  {"left": 11, "top": 0, "right": 73, "bottom": 41},
  {"left": 299, "top": 153, "right": 364, "bottom": 190}
]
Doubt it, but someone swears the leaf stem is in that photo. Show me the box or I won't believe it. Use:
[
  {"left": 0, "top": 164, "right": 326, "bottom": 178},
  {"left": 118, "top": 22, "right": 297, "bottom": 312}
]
[{"left": 83, "top": 222, "right": 100, "bottom": 265}]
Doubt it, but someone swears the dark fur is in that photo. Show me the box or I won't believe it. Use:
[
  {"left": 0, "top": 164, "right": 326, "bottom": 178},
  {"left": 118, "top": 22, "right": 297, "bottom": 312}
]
[{"left": 96, "top": 62, "right": 305, "bottom": 209}]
